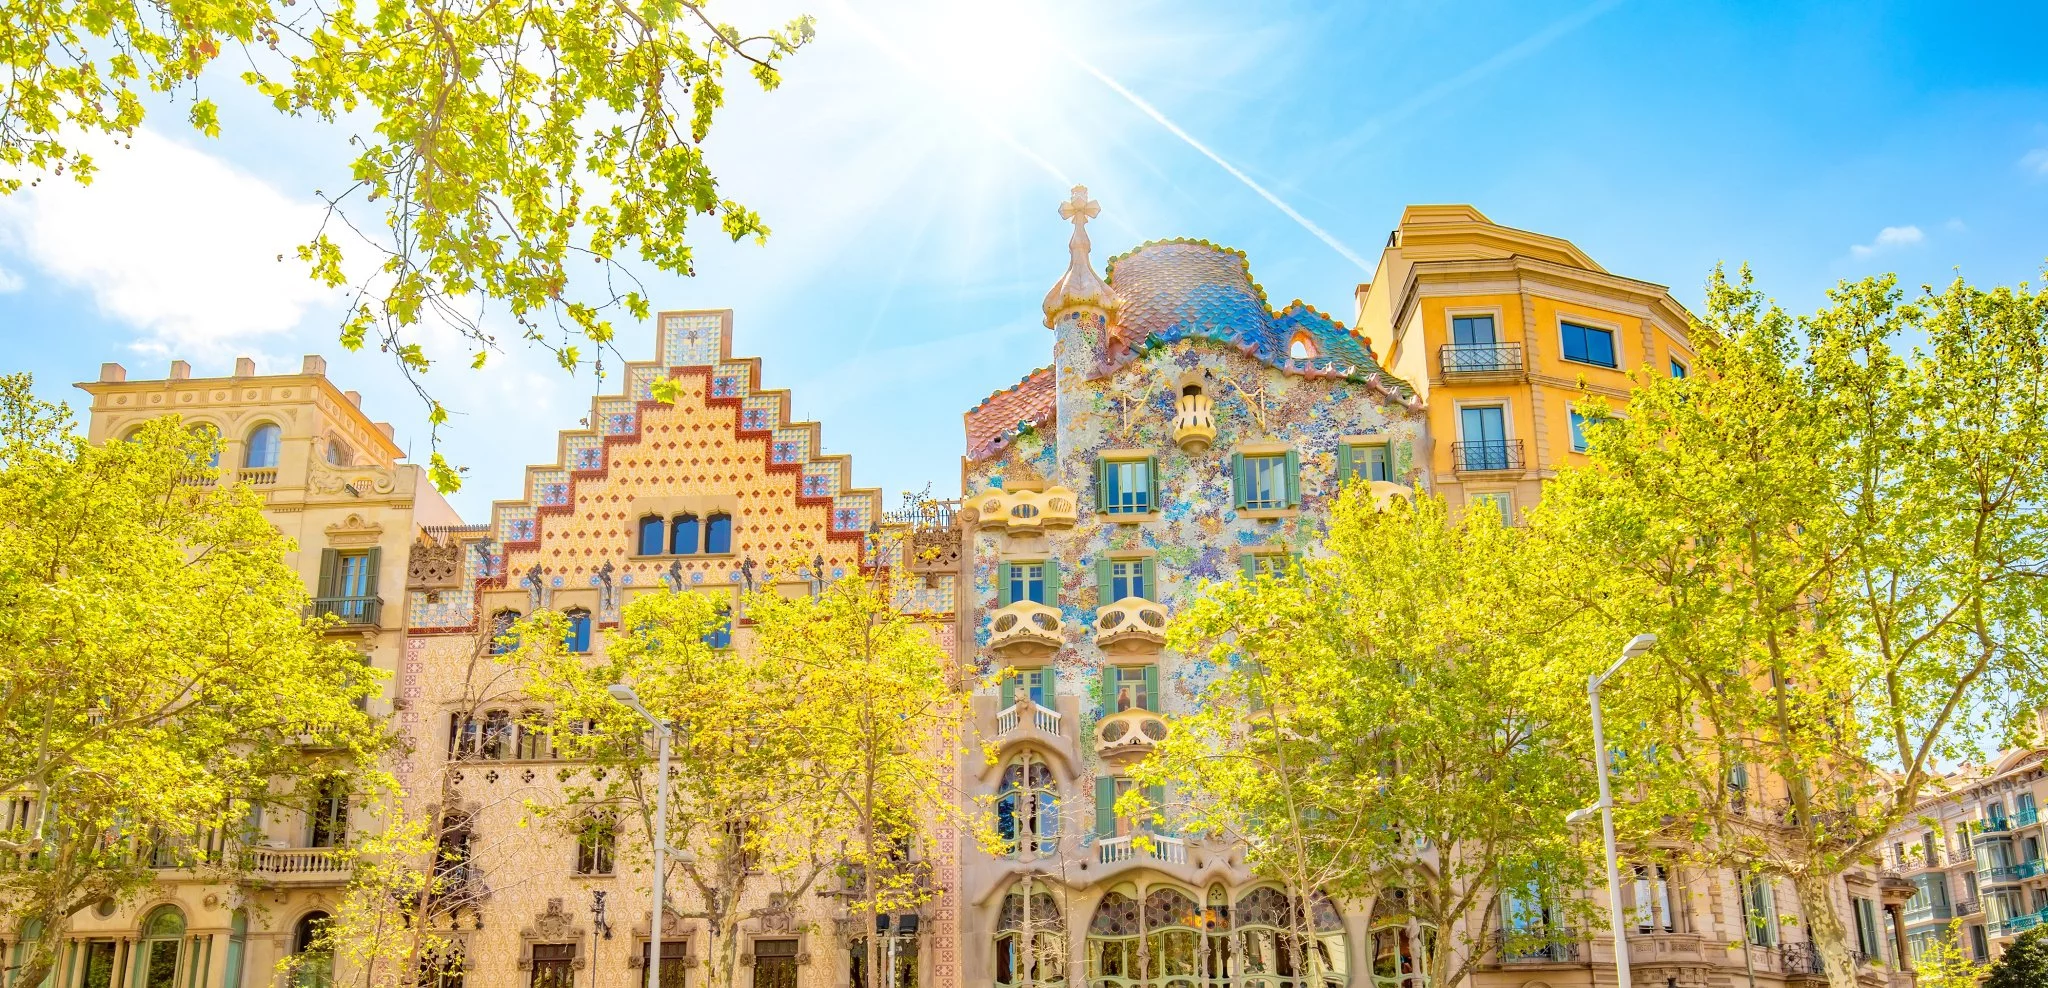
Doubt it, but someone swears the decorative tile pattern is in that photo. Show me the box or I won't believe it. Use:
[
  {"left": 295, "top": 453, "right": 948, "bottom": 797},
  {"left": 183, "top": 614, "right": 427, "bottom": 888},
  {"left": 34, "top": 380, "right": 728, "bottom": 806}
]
[{"left": 661, "top": 311, "right": 723, "bottom": 367}]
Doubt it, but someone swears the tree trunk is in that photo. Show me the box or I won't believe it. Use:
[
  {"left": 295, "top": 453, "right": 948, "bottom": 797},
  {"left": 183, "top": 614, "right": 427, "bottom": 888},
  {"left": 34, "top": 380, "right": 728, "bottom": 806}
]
[{"left": 1791, "top": 872, "right": 1860, "bottom": 988}]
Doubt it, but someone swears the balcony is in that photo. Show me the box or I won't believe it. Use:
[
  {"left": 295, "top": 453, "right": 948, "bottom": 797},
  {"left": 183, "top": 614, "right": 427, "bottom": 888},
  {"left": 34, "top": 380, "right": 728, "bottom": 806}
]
[
  {"left": 1902, "top": 899, "right": 1953, "bottom": 925},
  {"left": 1778, "top": 942, "right": 1826, "bottom": 977},
  {"left": 1095, "top": 597, "right": 1168, "bottom": 653},
  {"left": 311, "top": 596, "right": 383, "bottom": 628},
  {"left": 1951, "top": 846, "right": 1977, "bottom": 865},
  {"left": 237, "top": 467, "right": 279, "bottom": 487},
  {"left": 246, "top": 846, "right": 351, "bottom": 884},
  {"left": 1486, "top": 928, "right": 1580, "bottom": 964},
  {"left": 996, "top": 698, "right": 1064, "bottom": 739},
  {"left": 1171, "top": 393, "right": 1218, "bottom": 453},
  {"left": 971, "top": 487, "right": 1079, "bottom": 533},
  {"left": 1452, "top": 440, "right": 1524, "bottom": 474},
  {"left": 1440, "top": 343, "right": 1525, "bottom": 378},
  {"left": 1096, "top": 707, "right": 1169, "bottom": 764},
  {"left": 1979, "top": 818, "right": 2013, "bottom": 836},
  {"left": 1955, "top": 898, "right": 1982, "bottom": 916},
  {"left": 2021, "top": 807, "right": 2041, "bottom": 827},
  {"left": 987, "top": 601, "right": 1063, "bottom": 658},
  {"left": 1097, "top": 832, "right": 1187, "bottom": 866},
  {"left": 1981, "top": 861, "right": 2039, "bottom": 885},
  {"left": 1994, "top": 907, "right": 2048, "bottom": 938}
]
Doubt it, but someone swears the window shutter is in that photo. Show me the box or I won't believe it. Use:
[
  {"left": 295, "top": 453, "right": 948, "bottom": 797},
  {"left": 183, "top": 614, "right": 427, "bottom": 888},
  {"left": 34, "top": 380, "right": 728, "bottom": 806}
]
[
  {"left": 996, "top": 563, "right": 1013, "bottom": 608},
  {"left": 1142, "top": 664, "right": 1159, "bottom": 712},
  {"left": 1043, "top": 559, "right": 1061, "bottom": 603},
  {"left": 1096, "top": 558, "right": 1114, "bottom": 602},
  {"left": 1140, "top": 558, "right": 1157, "bottom": 600},
  {"left": 1337, "top": 443, "right": 1354, "bottom": 482},
  {"left": 1031, "top": 669, "right": 1053, "bottom": 704},
  {"left": 1283, "top": 449, "right": 1301, "bottom": 507},
  {"left": 363, "top": 546, "right": 382, "bottom": 597},
  {"left": 1146, "top": 784, "right": 1167, "bottom": 834},
  {"left": 1145, "top": 456, "right": 1160, "bottom": 512},
  {"left": 1000, "top": 673, "right": 1016, "bottom": 711},
  {"left": 1239, "top": 553, "right": 1257, "bottom": 579},
  {"left": 1095, "top": 777, "right": 1118, "bottom": 838},
  {"left": 316, "top": 549, "right": 340, "bottom": 598},
  {"left": 1231, "top": 453, "right": 1248, "bottom": 510},
  {"left": 1101, "top": 666, "right": 1119, "bottom": 711},
  {"left": 1094, "top": 457, "right": 1108, "bottom": 512}
]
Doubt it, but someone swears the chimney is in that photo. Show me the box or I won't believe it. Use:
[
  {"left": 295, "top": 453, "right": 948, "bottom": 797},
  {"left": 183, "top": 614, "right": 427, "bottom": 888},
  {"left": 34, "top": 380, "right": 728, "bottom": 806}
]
[
  {"left": 344, "top": 390, "right": 363, "bottom": 408},
  {"left": 234, "top": 356, "right": 256, "bottom": 377},
  {"left": 375, "top": 422, "right": 395, "bottom": 441},
  {"left": 302, "top": 355, "right": 327, "bottom": 376},
  {"left": 169, "top": 360, "right": 191, "bottom": 381},
  {"left": 98, "top": 363, "right": 126, "bottom": 383}
]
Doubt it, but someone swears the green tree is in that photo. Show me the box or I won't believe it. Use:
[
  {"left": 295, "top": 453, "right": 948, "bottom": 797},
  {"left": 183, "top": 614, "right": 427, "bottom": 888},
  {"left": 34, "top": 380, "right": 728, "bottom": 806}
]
[
  {"left": 1134, "top": 489, "right": 1601, "bottom": 988},
  {"left": 1918, "top": 920, "right": 1990, "bottom": 988},
  {"left": 1986, "top": 925, "right": 2048, "bottom": 988},
  {"left": 1534, "top": 267, "right": 2048, "bottom": 988},
  {"left": 0, "top": 375, "right": 388, "bottom": 987},
  {"left": 745, "top": 535, "right": 985, "bottom": 988},
  {"left": 1, "top": 0, "right": 813, "bottom": 491},
  {"left": 510, "top": 583, "right": 838, "bottom": 988}
]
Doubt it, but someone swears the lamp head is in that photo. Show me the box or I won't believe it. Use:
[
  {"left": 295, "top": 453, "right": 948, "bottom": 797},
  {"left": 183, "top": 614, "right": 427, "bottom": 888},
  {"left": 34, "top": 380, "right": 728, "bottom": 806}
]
[
  {"left": 1566, "top": 805, "right": 1601, "bottom": 826},
  {"left": 1622, "top": 633, "right": 1659, "bottom": 660},
  {"left": 606, "top": 683, "right": 638, "bottom": 704}
]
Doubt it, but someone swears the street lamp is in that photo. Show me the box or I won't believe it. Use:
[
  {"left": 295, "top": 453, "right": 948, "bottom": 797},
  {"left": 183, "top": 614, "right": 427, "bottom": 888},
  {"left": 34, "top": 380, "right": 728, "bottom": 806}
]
[
  {"left": 1570, "top": 632, "right": 1657, "bottom": 988},
  {"left": 608, "top": 683, "right": 690, "bottom": 988}
]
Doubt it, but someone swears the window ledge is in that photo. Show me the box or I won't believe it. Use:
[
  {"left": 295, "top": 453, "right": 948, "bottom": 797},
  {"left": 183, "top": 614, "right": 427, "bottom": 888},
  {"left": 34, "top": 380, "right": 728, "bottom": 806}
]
[
  {"left": 627, "top": 552, "right": 738, "bottom": 562},
  {"left": 1101, "top": 511, "right": 1159, "bottom": 525},
  {"left": 1239, "top": 508, "right": 1298, "bottom": 521},
  {"left": 570, "top": 872, "right": 616, "bottom": 880},
  {"left": 1560, "top": 357, "right": 1620, "bottom": 371}
]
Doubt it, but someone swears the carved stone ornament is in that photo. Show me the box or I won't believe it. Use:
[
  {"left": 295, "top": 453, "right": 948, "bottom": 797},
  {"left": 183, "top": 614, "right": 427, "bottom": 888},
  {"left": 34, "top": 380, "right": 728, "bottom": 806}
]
[
  {"left": 517, "top": 897, "right": 587, "bottom": 970},
  {"left": 308, "top": 457, "right": 398, "bottom": 497},
  {"left": 408, "top": 535, "right": 466, "bottom": 590},
  {"left": 323, "top": 513, "right": 385, "bottom": 547}
]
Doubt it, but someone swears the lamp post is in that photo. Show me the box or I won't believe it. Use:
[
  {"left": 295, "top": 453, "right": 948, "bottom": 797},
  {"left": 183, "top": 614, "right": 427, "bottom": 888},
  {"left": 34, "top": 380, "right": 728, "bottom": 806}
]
[
  {"left": 1568, "top": 632, "right": 1658, "bottom": 988},
  {"left": 609, "top": 683, "right": 689, "bottom": 988}
]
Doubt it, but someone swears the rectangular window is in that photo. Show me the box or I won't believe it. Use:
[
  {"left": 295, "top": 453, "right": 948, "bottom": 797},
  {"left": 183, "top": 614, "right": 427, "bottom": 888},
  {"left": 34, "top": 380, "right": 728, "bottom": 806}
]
[
  {"left": 1569, "top": 410, "right": 1590, "bottom": 453},
  {"left": 1108, "top": 559, "right": 1148, "bottom": 601},
  {"left": 753, "top": 939, "right": 799, "bottom": 988},
  {"left": 1113, "top": 666, "right": 1155, "bottom": 712},
  {"left": 1670, "top": 359, "right": 1688, "bottom": 378},
  {"left": 1339, "top": 443, "right": 1392, "bottom": 483},
  {"left": 1233, "top": 452, "right": 1297, "bottom": 511},
  {"left": 1854, "top": 897, "right": 1880, "bottom": 957},
  {"left": 1561, "top": 321, "right": 1618, "bottom": 368},
  {"left": 1000, "top": 668, "right": 1054, "bottom": 710},
  {"left": 1924, "top": 832, "right": 1938, "bottom": 865},
  {"left": 1744, "top": 874, "right": 1777, "bottom": 946},
  {"left": 530, "top": 944, "right": 577, "bottom": 988},
  {"left": 1457, "top": 405, "right": 1511, "bottom": 471},
  {"left": 1241, "top": 553, "right": 1292, "bottom": 579},
  {"left": 1632, "top": 863, "right": 1673, "bottom": 933},
  {"left": 1451, "top": 314, "right": 1498, "bottom": 346},
  {"left": 1970, "top": 924, "right": 1988, "bottom": 962},
  {"left": 1004, "top": 563, "right": 1048, "bottom": 605},
  {"left": 641, "top": 940, "right": 688, "bottom": 988},
  {"left": 576, "top": 815, "right": 616, "bottom": 875},
  {"left": 1470, "top": 492, "right": 1513, "bottom": 527},
  {"left": 316, "top": 547, "right": 382, "bottom": 623},
  {"left": 308, "top": 778, "right": 348, "bottom": 848},
  {"left": 1098, "top": 456, "right": 1156, "bottom": 516}
]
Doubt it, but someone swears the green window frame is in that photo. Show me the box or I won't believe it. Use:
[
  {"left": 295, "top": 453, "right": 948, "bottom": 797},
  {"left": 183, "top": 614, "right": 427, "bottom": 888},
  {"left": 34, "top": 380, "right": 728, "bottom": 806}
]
[
  {"left": 996, "top": 560, "right": 1060, "bottom": 607},
  {"left": 1238, "top": 552, "right": 1297, "bottom": 580},
  {"left": 1231, "top": 450, "right": 1299, "bottom": 511},
  {"left": 1000, "top": 668, "right": 1055, "bottom": 710},
  {"left": 1095, "top": 455, "right": 1160, "bottom": 516},
  {"left": 1337, "top": 442, "right": 1392, "bottom": 483},
  {"left": 1101, "top": 664, "right": 1158, "bottom": 713},
  {"left": 1094, "top": 557, "right": 1156, "bottom": 602},
  {"left": 1094, "top": 777, "right": 1167, "bottom": 838}
]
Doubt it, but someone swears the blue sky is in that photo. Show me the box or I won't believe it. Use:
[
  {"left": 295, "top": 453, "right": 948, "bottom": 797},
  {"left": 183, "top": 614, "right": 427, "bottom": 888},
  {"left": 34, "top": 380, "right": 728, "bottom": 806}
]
[{"left": 4, "top": 0, "right": 2046, "bottom": 520}]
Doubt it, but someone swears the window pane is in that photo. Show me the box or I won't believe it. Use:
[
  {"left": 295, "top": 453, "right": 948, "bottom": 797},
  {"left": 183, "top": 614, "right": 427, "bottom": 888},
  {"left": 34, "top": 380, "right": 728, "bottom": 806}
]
[
  {"left": 1570, "top": 411, "right": 1589, "bottom": 453},
  {"left": 1563, "top": 322, "right": 1616, "bottom": 367},
  {"left": 1366, "top": 445, "right": 1391, "bottom": 482},
  {"left": 1107, "top": 460, "right": 1151, "bottom": 514},
  {"left": 1451, "top": 315, "right": 1497, "bottom": 346},
  {"left": 1670, "top": 359, "right": 1687, "bottom": 378},
  {"left": 1244, "top": 455, "right": 1286, "bottom": 509}
]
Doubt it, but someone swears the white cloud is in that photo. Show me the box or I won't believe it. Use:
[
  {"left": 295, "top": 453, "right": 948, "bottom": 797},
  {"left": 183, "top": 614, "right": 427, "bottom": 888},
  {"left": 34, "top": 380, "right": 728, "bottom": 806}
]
[
  {"left": 0, "top": 264, "right": 21, "bottom": 293},
  {"left": 0, "top": 129, "right": 337, "bottom": 355},
  {"left": 2022, "top": 148, "right": 2048, "bottom": 176},
  {"left": 1849, "top": 225, "right": 1924, "bottom": 258}
]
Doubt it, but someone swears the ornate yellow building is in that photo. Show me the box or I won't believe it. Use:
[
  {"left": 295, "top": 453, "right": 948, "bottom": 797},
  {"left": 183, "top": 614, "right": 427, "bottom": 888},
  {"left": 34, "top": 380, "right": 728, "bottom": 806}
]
[{"left": 40, "top": 356, "right": 458, "bottom": 988}]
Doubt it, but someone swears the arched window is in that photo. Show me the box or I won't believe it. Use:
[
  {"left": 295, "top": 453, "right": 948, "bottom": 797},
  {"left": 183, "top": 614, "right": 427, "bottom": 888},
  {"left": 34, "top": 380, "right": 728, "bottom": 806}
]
[
  {"left": 420, "top": 945, "right": 466, "bottom": 988},
  {"left": 1145, "top": 887, "right": 1201, "bottom": 988},
  {"left": 293, "top": 911, "right": 334, "bottom": 987},
  {"left": 139, "top": 906, "right": 186, "bottom": 988},
  {"left": 704, "top": 513, "right": 733, "bottom": 554},
  {"left": 670, "top": 514, "right": 700, "bottom": 556},
  {"left": 489, "top": 610, "right": 520, "bottom": 655},
  {"left": 1088, "top": 887, "right": 1142, "bottom": 987},
  {"left": 995, "top": 878, "right": 1066, "bottom": 987},
  {"left": 996, "top": 753, "right": 1059, "bottom": 858},
  {"left": 637, "top": 515, "right": 665, "bottom": 556},
  {"left": 565, "top": 609, "right": 593, "bottom": 654},
  {"left": 1238, "top": 887, "right": 1347, "bottom": 988},
  {"left": 1365, "top": 893, "right": 1423, "bottom": 988},
  {"left": 324, "top": 435, "right": 353, "bottom": 467},
  {"left": 244, "top": 424, "right": 282, "bottom": 469},
  {"left": 1287, "top": 333, "right": 1317, "bottom": 360}
]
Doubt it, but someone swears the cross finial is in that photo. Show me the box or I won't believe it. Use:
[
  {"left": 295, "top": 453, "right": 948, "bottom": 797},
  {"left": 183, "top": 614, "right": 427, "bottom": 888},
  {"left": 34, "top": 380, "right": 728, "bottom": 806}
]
[{"left": 1058, "top": 185, "right": 1099, "bottom": 230}]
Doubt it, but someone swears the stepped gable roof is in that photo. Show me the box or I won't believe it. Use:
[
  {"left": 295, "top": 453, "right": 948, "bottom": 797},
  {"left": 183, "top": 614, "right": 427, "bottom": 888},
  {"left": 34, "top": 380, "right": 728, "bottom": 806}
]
[
  {"left": 1101, "top": 239, "right": 1418, "bottom": 404},
  {"left": 964, "top": 366, "right": 1056, "bottom": 463}
]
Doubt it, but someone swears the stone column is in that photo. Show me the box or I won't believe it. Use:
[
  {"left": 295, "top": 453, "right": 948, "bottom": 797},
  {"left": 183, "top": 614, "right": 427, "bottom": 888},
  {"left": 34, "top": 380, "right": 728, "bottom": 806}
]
[
  {"left": 203, "top": 933, "right": 229, "bottom": 988},
  {"left": 1887, "top": 903, "right": 1911, "bottom": 972}
]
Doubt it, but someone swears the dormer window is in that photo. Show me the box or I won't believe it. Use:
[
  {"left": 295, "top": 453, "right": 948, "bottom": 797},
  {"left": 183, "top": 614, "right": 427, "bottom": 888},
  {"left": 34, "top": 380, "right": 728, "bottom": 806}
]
[{"left": 1288, "top": 333, "right": 1317, "bottom": 360}]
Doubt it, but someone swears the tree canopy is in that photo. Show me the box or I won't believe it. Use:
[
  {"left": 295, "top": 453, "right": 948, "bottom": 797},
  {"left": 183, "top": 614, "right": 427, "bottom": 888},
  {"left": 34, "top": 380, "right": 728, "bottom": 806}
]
[
  {"left": 1985, "top": 926, "right": 2048, "bottom": 988},
  {"left": 1, "top": 0, "right": 813, "bottom": 490}
]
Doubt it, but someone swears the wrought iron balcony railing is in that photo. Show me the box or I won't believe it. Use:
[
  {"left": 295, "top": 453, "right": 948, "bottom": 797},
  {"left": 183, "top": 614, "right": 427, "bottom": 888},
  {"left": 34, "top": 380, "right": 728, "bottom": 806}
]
[
  {"left": 1452, "top": 440, "right": 1524, "bottom": 473},
  {"left": 311, "top": 595, "right": 383, "bottom": 627},
  {"left": 1440, "top": 343, "right": 1525, "bottom": 377},
  {"left": 1486, "top": 928, "right": 1580, "bottom": 964}
]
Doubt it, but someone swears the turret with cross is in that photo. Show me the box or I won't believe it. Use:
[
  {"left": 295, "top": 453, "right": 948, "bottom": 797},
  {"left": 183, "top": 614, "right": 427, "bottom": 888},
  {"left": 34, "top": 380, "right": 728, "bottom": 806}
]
[{"left": 1041, "top": 184, "right": 1119, "bottom": 329}]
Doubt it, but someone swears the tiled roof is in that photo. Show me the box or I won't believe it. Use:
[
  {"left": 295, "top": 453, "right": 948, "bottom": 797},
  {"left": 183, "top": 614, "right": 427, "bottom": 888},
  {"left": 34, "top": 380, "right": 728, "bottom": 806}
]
[
  {"left": 1102, "top": 239, "right": 1417, "bottom": 402},
  {"left": 964, "top": 366, "right": 1056, "bottom": 462}
]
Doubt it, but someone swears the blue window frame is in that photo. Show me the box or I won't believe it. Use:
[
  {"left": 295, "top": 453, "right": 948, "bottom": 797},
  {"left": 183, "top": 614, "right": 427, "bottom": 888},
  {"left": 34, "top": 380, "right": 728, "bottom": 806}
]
[
  {"left": 670, "top": 514, "right": 699, "bottom": 555},
  {"left": 1561, "top": 322, "right": 1617, "bottom": 368},
  {"left": 1570, "top": 410, "right": 1590, "bottom": 453},
  {"left": 701, "top": 610, "right": 732, "bottom": 649},
  {"left": 1109, "top": 559, "right": 1146, "bottom": 601},
  {"left": 704, "top": 513, "right": 732, "bottom": 554},
  {"left": 637, "top": 516, "right": 664, "bottom": 556},
  {"left": 1451, "top": 314, "right": 1497, "bottom": 345},
  {"left": 1670, "top": 359, "right": 1688, "bottom": 378},
  {"left": 565, "top": 610, "right": 592, "bottom": 653}
]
